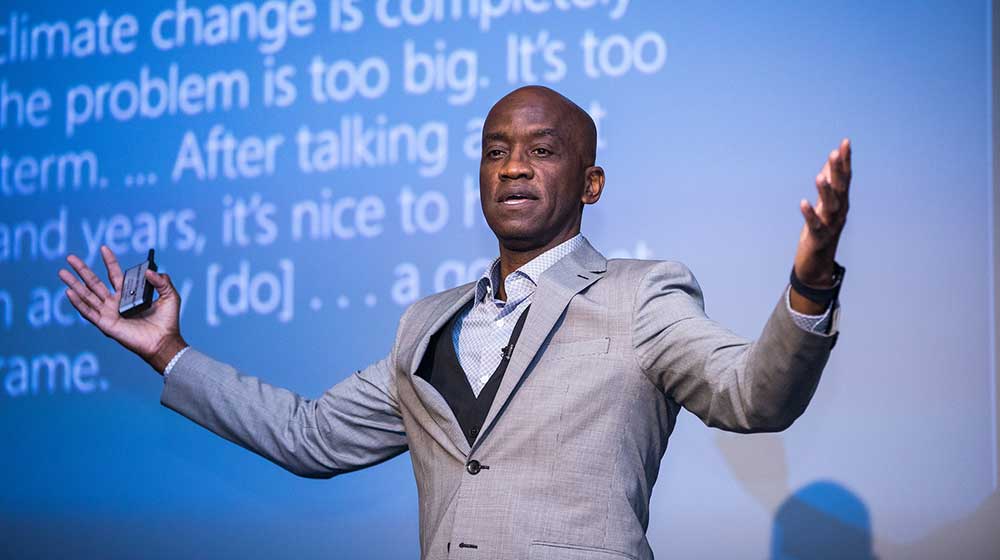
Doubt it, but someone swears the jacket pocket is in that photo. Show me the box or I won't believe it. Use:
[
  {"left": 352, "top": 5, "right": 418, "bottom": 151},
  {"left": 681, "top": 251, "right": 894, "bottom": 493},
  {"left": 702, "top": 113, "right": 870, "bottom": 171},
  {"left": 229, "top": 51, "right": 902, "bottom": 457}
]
[
  {"left": 529, "top": 541, "right": 635, "bottom": 560},
  {"left": 541, "top": 337, "right": 611, "bottom": 361}
]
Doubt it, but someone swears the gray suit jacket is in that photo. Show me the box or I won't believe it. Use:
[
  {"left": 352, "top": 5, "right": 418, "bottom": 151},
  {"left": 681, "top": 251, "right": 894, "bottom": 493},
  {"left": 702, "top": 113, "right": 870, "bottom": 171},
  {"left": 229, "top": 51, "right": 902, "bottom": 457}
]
[{"left": 161, "top": 239, "right": 835, "bottom": 559}]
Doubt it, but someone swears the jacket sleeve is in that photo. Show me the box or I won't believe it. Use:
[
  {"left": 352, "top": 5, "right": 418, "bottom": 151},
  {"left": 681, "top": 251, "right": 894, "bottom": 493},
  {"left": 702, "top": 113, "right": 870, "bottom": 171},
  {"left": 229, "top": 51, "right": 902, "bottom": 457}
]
[
  {"left": 631, "top": 261, "right": 836, "bottom": 433},
  {"left": 160, "top": 340, "right": 408, "bottom": 479}
]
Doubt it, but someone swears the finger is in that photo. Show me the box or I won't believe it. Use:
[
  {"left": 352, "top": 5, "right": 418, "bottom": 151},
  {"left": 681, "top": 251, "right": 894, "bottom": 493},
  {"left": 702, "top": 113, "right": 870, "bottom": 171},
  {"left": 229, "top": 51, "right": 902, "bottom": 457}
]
[
  {"left": 145, "top": 270, "right": 176, "bottom": 299},
  {"left": 58, "top": 268, "right": 104, "bottom": 315},
  {"left": 820, "top": 158, "right": 831, "bottom": 186},
  {"left": 800, "top": 199, "right": 825, "bottom": 232},
  {"left": 815, "top": 172, "right": 838, "bottom": 218},
  {"left": 840, "top": 138, "right": 852, "bottom": 178},
  {"left": 837, "top": 139, "right": 852, "bottom": 196},
  {"left": 101, "top": 245, "right": 124, "bottom": 293},
  {"left": 66, "top": 254, "right": 110, "bottom": 302},
  {"left": 64, "top": 288, "right": 101, "bottom": 325},
  {"left": 827, "top": 148, "right": 847, "bottom": 191},
  {"left": 59, "top": 268, "right": 104, "bottom": 312}
]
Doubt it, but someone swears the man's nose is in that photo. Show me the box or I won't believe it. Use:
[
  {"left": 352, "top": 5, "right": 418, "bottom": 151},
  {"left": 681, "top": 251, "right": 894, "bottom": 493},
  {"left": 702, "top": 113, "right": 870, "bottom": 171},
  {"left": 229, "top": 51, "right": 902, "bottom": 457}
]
[{"left": 499, "top": 152, "right": 533, "bottom": 180}]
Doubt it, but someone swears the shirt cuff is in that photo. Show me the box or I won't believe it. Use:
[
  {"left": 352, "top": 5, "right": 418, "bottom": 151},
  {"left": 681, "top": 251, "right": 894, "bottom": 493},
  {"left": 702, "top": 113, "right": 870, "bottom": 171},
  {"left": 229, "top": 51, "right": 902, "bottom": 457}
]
[
  {"left": 785, "top": 286, "right": 834, "bottom": 334},
  {"left": 162, "top": 346, "right": 191, "bottom": 380}
]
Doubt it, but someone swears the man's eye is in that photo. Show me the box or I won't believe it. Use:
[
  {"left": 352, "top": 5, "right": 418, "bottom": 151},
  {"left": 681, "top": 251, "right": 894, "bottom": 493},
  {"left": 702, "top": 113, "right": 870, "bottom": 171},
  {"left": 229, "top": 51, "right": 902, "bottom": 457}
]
[
  {"left": 488, "top": 149, "right": 506, "bottom": 158},
  {"left": 533, "top": 148, "right": 551, "bottom": 156}
]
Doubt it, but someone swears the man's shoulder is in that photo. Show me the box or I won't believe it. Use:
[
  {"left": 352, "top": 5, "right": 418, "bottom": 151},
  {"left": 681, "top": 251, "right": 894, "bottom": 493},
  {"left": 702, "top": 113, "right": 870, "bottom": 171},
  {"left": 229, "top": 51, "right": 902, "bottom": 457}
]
[
  {"left": 603, "top": 258, "right": 699, "bottom": 287},
  {"left": 598, "top": 258, "right": 705, "bottom": 309},
  {"left": 600, "top": 258, "right": 706, "bottom": 318}
]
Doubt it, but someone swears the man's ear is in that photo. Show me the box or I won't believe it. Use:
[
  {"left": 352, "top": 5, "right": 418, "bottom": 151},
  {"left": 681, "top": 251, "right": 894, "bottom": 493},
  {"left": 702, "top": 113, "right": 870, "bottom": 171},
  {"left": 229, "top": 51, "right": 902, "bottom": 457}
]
[{"left": 582, "top": 166, "right": 605, "bottom": 205}]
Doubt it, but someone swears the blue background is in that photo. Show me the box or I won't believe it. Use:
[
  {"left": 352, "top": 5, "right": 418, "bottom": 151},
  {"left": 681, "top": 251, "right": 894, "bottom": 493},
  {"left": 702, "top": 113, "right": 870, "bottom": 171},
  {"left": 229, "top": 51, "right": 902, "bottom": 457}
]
[{"left": 1, "top": 1, "right": 995, "bottom": 558}]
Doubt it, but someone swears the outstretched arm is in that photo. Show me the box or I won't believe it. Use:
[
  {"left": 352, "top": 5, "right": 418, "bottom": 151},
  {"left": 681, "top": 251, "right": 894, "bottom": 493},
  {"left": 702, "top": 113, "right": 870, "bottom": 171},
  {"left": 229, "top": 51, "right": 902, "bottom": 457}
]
[
  {"left": 59, "top": 247, "right": 409, "bottom": 478},
  {"left": 634, "top": 140, "right": 853, "bottom": 432},
  {"left": 633, "top": 262, "right": 833, "bottom": 433},
  {"left": 160, "top": 348, "right": 408, "bottom": 478}
]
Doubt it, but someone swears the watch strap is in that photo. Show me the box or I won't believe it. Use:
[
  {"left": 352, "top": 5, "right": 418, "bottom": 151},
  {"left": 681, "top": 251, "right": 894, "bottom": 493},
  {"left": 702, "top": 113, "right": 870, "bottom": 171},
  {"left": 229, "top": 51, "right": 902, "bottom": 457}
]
[{"left": 790, "top": 261, "right": 845, "bottom": 307}]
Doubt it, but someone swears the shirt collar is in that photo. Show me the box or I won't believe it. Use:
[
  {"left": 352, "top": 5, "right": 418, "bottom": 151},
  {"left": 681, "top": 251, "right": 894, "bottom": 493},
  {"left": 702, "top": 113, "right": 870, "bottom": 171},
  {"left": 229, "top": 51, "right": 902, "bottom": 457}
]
[{"left": 476, "top": 234, "right": 587, "bottom": 305}]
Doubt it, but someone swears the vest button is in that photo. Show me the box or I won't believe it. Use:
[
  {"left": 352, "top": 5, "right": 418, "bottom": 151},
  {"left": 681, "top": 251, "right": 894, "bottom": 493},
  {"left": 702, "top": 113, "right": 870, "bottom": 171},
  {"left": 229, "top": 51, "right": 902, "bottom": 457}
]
[{"left": 466, "top": 460, "right": 481, "bottom": 475}]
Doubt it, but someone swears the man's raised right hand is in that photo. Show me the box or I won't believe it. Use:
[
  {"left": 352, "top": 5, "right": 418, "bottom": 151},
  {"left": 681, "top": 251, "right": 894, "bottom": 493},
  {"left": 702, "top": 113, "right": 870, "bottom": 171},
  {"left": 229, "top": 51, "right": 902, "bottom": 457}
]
[{"left": 58, "top": 245, "right": 187, "bottom": 374}]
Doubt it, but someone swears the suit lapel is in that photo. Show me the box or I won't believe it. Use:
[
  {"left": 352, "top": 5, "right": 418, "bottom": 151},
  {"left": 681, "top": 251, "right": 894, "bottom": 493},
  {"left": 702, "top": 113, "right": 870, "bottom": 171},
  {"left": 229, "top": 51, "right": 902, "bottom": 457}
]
[
  {"left": 474, "top": 240, "right": 607, "bottom": 452},
  {"left": 407, "top": 287, "right": 475, "bottom": 377},
  {"left": 404, "top": 284, "right": 476, "bottom": 457}
]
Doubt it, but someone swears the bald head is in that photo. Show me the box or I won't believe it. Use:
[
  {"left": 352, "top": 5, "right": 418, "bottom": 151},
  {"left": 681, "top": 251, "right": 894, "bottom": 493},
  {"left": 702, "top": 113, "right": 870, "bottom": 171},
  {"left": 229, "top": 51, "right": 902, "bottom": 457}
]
[{"left": 485, "top": 86, "right": 598, "bottom": 167}]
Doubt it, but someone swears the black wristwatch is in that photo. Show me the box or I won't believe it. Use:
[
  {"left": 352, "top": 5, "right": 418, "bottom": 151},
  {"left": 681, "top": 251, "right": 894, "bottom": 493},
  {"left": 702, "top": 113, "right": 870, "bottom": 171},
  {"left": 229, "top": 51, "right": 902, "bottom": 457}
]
[{"left": 789, "top": 261, "right": 846, "bottom": 307}]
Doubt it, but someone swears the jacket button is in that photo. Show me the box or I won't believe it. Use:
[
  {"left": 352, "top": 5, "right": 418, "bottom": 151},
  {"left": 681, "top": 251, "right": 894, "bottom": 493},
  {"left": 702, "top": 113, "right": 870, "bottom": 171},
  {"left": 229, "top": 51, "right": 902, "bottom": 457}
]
[{"left": 466, "top": 460, "right": 481, "bottom": 475}]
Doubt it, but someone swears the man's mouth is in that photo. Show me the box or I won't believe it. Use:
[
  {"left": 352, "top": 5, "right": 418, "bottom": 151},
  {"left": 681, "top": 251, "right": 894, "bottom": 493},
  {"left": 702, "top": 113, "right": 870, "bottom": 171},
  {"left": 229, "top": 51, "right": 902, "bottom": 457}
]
[
  {"left": 501, "top": 194, "right": 536, "bottom": 205},
  {"left": 498, "top": 189, "right": 539, "bottom": 205}
]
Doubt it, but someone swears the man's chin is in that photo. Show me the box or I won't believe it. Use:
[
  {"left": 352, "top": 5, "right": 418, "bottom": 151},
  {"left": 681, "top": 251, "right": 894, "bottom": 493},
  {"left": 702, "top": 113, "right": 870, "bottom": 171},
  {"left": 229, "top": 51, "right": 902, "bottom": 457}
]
[
  {"left": 493, "top": 226, "right": 572, "bottom": 254},
  {"left": 493, "top": 229, "right": 547, "bottom": 252}
]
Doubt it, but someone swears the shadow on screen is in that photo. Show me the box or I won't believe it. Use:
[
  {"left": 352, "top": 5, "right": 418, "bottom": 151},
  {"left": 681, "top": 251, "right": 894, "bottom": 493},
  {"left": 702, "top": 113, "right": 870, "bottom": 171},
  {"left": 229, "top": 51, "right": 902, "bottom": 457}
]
[
  {"left": 770, "top": 480, "right": 875, "bottom": 560},
  {"left": 712, "top": 431, "right": 875, "bottom": 559},
  {"left": 715, "top": 431, "right": 1000, "bottom": 558}
]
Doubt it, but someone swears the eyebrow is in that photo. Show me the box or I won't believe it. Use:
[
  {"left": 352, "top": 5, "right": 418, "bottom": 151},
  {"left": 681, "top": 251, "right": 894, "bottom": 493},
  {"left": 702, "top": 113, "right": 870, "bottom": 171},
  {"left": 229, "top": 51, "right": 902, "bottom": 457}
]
[
  {"left": 531, "top": 128, "right": 559, "bottom": 138},
  {"left": 483, "top": 128, "right": 561, "bottom": 142}
]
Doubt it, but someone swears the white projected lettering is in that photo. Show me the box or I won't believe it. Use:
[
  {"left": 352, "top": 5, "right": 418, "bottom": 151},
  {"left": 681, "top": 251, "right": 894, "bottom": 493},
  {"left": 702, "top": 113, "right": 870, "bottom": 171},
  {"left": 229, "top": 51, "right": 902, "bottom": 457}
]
[
  {"left": 0, "top": 289, "right": 12, "bottom": 330},
  {"left": 0, "top": 1, "right": 664, "bottom": 411},
  {"left": 0, "top": 10, "right": 138, "bottom": 64},
  {"left": 290, "top": 189, "right": 386, "bottom": 241},
  {"left": 222, "top": 194, "right": 279, "bottom": 247},
  {"left": 79, "top": 209, "right": 201, "bottom": 263},
  {"left": 308, "top": 54, "right": 391, "bottom": 102},
  {"left": 506, "top": 31, "right": 567, "bottom": 83},
  {"left": 399, "top": 186, "right": 449, "bottom": 235},
  {"left": 0, "top": 150, "right": 101, "bottom": 196},
  {"left": 206, "top": 260, "right": 295, "bottom": 326},
  {"left": 374, "top": 0, "right": 631, "bottom": 32},
  {"left": 0, "top": 207, "right": 66, "bottom": 263},
  {"left": 403, "top": 40, "right": 481, "bottom": 105},
  {"left": 172, "top": 125, "right": 284, "bottom": 181},
  {"left": 65, "top": 64, "right": 251, "bottom": 137},
  {"left": 295, "top": 117, "right": 448, "bottom": 177},
  {"left": 0, "top": 80, "right": 51, "bottom": 129},
  {"left": 581, "top": 29, "right": 667, "bottom": 77},
  {"left": 1, "top": 352, "right": 106, "bottom": 397},
  {"left": 151, "top": 0, "right": 317, "bottom": 54}
]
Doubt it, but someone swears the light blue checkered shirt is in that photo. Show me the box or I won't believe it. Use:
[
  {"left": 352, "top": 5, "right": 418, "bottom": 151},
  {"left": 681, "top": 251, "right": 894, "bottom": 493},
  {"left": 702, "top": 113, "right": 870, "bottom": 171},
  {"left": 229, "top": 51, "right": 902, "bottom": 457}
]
[{"left": 451, "top": 235, "right": 587, "bottom": 396}]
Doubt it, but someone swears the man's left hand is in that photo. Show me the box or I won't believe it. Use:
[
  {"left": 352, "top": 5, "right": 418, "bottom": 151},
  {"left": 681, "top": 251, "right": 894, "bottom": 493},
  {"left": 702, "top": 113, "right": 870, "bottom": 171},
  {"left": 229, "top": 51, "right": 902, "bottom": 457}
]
[{"left": 790, "top": 138, "right": 852, "bottom": 314}]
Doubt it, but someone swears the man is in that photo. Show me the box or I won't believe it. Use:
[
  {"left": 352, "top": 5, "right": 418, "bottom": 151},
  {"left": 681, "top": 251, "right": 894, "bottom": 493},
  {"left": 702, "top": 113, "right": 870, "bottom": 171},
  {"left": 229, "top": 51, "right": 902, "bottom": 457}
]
[{"left": 59, "top": 86, "right": 851, "bottom": 559}]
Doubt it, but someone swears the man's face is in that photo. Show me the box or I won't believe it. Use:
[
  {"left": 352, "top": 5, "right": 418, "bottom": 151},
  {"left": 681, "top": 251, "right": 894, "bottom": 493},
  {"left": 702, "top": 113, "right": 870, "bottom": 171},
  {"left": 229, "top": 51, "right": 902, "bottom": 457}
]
[{"left": 479, "top": 90, "right": 597, "bottom": 252}]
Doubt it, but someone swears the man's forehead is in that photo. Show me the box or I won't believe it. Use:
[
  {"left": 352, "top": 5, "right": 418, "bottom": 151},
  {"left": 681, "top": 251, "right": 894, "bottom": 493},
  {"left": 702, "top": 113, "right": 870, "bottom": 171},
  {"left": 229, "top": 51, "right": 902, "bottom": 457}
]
[
  {"left": 483, "top": 127, "right": 561, "bottom": 142},
  {"left": 484, "top": 101, "right": 571, "bottom": 136}
]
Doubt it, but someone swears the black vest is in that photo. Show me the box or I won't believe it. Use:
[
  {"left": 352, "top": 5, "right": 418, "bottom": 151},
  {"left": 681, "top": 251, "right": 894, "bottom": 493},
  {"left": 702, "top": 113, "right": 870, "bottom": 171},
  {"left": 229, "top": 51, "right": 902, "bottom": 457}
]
[{"left": 415, "top": 303, "right": 531, "bottom": 447}]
